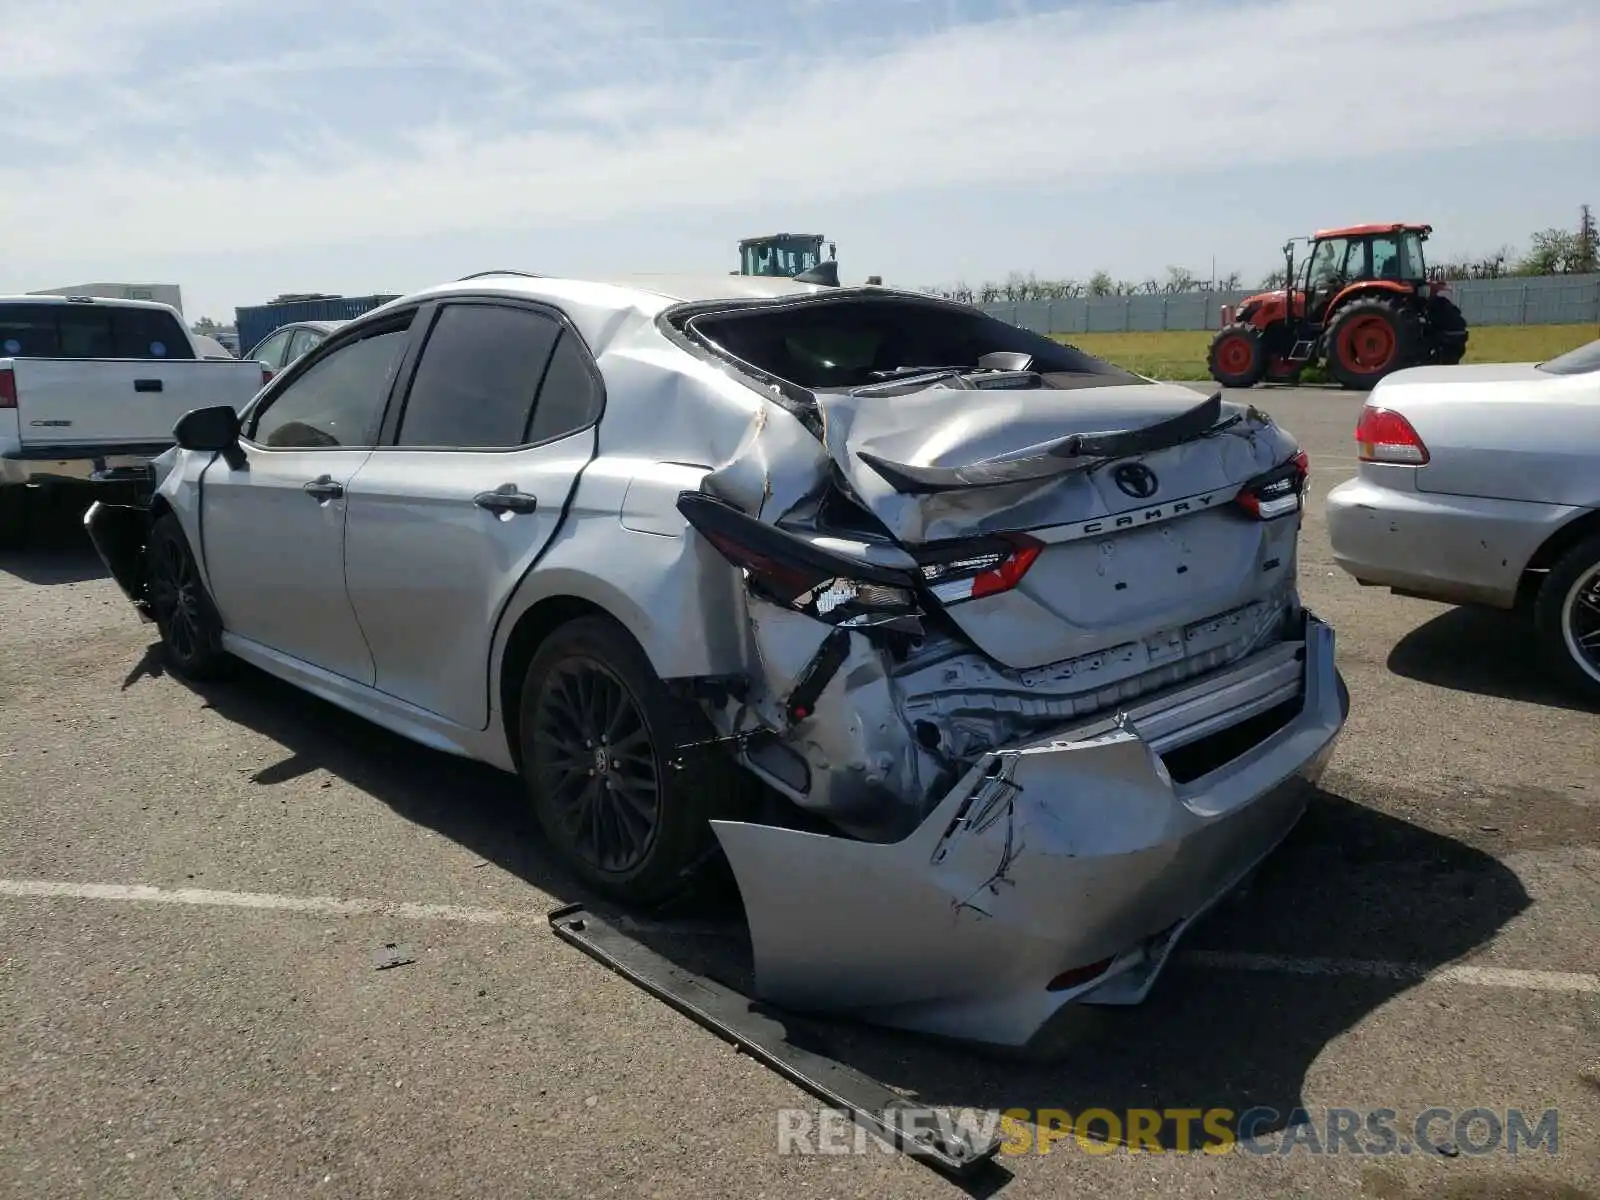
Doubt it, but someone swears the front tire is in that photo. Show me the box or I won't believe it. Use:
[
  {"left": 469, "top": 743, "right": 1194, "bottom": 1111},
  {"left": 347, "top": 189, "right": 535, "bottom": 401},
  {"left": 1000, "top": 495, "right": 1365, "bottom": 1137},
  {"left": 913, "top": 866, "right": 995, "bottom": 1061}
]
[
  {"left": 1207, "top": 323, "right": 1267, "bottom": 387},
  {"left": 518, "top": 615, "right": 752, "bottom": 905},
  {"left": 1533, "top": 535, "right": 1600, "bottom": 703},
  {"left": 146, "top": 512, "right": 232, "bottom": 680}
]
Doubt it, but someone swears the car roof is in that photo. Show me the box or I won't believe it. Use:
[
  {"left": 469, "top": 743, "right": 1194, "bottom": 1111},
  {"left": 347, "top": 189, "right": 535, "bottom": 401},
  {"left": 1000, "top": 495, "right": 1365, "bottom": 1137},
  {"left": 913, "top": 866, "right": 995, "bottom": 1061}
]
[{"left": 366, "top": 272, "right": 905, "bottom": 353}]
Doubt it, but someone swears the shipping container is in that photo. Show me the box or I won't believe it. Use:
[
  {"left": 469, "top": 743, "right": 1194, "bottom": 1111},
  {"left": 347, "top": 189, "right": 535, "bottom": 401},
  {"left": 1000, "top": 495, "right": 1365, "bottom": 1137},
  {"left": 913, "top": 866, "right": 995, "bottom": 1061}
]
[{"left": 234, "top": 293, "right": 402, "bottom": 358}]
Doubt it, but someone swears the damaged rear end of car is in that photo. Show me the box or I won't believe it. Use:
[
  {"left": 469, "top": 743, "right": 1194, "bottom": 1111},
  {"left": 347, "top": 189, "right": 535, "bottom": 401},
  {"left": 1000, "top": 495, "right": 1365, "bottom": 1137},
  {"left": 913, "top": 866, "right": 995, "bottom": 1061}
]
[{"left": 662, "top": 289, "right": 1349, "bottom": 1045}]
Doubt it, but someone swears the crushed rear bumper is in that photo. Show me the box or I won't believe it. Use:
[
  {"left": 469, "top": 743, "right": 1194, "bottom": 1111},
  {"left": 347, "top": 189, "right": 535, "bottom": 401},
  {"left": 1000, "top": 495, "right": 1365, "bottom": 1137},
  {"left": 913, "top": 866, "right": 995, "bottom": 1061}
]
[{"left": 710, "top": 610, "right": 1348, "bottom": 1046}]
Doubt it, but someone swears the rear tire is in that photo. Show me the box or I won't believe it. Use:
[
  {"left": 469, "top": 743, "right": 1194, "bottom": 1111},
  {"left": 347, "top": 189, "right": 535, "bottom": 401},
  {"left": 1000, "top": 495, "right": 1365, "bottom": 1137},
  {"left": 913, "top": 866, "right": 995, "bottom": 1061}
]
[
  {"left": 1532, "top": 535, "right": 1600, "bottom": 704},
  {"left": 1427, "top": 295, "right": 1468, "bottom": 365},
  {"left": 1207, "top": 323, "right": 1268, "bottom": 387},
  {"left": 1325, "top": 297, "right": 1424, "bottom": 389},
  {"left": 146, "top": 512, "right": 232, "bottom": 680},
  {"left": 517, "top": 615, "right": 755, "bottom": 906}
]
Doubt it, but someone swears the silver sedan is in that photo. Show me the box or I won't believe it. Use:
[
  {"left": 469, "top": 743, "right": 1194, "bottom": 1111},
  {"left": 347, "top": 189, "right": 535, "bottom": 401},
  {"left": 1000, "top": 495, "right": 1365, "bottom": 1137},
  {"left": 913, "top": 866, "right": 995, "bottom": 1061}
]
[
  {"left": 86, "top": 271, "right": 1347, "bottom": 1047},
  {"left": 1327, "top": 339, "right": 1600, "bottom": 699}
]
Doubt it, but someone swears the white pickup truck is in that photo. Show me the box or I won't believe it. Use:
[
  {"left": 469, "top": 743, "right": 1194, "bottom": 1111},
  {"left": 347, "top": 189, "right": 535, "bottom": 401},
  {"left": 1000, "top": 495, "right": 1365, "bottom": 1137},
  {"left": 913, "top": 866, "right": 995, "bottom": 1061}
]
[{"left": 1, "top": 295, "right": 267, "bottom": 545}]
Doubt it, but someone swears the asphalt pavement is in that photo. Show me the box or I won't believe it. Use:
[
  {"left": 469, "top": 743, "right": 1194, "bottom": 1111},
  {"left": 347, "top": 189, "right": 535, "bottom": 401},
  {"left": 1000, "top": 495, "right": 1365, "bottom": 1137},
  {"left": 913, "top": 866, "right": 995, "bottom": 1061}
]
[{"left": 1, "top": 388, "right": 1596, "bottom": 1200}]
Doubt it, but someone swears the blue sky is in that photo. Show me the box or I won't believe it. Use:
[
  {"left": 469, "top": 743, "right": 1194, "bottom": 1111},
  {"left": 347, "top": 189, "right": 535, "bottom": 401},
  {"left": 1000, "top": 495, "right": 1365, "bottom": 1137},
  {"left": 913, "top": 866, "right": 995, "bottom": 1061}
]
[{"left": 3, "top": 0, "right": 1597, "bottom": 323}]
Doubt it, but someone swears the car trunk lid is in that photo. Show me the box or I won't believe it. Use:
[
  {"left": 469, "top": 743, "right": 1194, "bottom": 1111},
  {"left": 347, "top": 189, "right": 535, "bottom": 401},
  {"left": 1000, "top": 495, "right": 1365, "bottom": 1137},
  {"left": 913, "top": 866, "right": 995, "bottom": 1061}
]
[{"left": 814, "top": 381, "right": 1304, "bottom": 670}]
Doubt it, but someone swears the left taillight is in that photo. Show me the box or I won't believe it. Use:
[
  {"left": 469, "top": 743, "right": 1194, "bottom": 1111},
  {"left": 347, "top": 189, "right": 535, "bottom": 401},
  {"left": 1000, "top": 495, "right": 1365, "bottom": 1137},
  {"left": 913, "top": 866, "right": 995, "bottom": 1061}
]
[
  {"left": 677, "top": 491, "right": 921, "bottom": 626},
  {"left": 0, "top": 368, "right": 16, "bottom": 409},
  {"left": 1235, "top": 449, "right": 1309, "bottom": 520}
]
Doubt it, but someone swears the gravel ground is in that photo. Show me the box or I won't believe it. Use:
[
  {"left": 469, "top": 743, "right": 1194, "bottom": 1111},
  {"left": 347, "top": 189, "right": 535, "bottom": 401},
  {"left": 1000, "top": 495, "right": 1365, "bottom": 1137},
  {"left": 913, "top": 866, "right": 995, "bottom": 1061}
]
[{"left": 2, "top": 388, "right": 1596, "bottom": 1200}]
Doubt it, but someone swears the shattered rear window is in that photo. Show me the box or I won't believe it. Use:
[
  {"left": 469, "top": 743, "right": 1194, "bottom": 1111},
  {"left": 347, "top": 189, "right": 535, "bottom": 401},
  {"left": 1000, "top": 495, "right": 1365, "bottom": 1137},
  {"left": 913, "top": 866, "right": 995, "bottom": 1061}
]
[{"left": 685, "top": 296, "right": 1143, "bottom": 392}]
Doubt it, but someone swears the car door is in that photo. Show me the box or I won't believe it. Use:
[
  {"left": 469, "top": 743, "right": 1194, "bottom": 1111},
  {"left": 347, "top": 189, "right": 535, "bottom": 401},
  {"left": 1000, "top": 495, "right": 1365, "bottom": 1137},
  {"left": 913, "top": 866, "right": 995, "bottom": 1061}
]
[
  {"left": 341, "top": 298, "right": 602, "bottom": 729},
  {"left": 198, "top": 312, "right": 418, "bottom": 684}
]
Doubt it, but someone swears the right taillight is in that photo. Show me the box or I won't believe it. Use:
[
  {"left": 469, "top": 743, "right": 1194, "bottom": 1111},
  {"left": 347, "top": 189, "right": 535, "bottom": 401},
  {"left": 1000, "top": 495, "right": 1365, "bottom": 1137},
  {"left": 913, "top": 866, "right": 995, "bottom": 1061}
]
[
  {"left": 1355, "top": 406, "right": 1430, "bottom": 464},
  {"left": 0, "top": 368, "right": 16, "bottom": 409},
  {"left": 260, "top": 366, "right": 274, "bottom": 387}
]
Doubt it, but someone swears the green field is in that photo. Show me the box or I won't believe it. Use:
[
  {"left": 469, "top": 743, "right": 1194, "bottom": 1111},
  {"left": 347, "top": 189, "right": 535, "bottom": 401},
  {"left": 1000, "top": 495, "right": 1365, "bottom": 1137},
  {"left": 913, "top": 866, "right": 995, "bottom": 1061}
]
[{"left": 1051, "top": 322, "right": 1599, "bottom": 382}]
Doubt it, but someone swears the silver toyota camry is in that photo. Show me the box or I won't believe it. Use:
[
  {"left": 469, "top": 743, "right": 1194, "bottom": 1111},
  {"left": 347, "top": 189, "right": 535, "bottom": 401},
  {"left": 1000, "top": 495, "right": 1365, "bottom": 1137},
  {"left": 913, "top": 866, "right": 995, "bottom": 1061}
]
[{"left": 86, "top": 271, "right": 1349, "bottom": 1046}]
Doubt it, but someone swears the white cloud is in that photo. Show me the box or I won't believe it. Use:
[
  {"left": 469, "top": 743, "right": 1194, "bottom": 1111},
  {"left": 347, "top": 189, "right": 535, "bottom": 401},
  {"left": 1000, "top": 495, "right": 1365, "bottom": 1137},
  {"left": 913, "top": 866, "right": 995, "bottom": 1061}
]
[{"left": 2, "top": 0, "right": 1595, "bottom": 263}]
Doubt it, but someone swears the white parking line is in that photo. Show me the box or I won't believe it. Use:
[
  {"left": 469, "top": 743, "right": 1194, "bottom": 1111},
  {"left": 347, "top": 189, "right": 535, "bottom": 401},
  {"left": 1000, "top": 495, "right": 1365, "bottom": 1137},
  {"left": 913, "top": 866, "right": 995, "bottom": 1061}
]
[
  {"left": 1182, "top": 950, "right": 1600, "bottom": 994},
  {"left": 3, "top": 878, "right": 1596, "bottom": 994}
]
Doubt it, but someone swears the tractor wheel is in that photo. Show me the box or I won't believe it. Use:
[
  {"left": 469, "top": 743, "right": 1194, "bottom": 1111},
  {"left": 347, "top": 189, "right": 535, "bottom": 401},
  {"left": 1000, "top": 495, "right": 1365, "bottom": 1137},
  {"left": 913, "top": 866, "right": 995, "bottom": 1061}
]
[
  {"left": 1427, "top": 295, "right": 1468, "bottom": 365},
  {"left": 1325, "top": 297, "right": 1424, "bottom": 390},
  {"left": 1207, "top": 323, "right": 1267, "bottom": 388}
]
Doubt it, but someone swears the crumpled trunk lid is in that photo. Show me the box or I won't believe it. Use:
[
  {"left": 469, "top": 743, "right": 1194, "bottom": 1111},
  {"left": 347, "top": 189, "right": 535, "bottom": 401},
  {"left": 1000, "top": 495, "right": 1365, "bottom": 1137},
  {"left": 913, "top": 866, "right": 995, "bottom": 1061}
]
[{"left": 815, "top": 382, "right": 1303, "bottom": 671}]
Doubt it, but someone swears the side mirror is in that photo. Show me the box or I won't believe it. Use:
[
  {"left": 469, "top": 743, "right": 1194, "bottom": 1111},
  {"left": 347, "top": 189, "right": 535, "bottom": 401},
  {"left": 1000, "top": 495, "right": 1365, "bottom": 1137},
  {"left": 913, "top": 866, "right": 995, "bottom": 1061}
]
[{"left": 174, "top": 404, "right": 242, "bottom": 453}]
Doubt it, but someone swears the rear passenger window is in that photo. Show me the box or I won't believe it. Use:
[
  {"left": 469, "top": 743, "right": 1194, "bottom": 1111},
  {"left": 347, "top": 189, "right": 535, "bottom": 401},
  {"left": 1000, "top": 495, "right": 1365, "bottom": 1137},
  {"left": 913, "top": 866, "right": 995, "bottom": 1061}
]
[
  {"left": 528, "top": 331, "right": 602, "bottom": 444},
  {"left": 397, "top": 304, "right": 560, "bottom": 448}
]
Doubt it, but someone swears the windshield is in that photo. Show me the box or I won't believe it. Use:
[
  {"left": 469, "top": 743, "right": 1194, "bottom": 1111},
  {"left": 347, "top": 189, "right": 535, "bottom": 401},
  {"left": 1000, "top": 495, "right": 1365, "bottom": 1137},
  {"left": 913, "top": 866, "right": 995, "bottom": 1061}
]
[
  {"left": 685, "top": 297, "right": 1142, "bottom": 391},
  {"left": 1536, "top": 338, "right": 1600, "bottom": 375}
]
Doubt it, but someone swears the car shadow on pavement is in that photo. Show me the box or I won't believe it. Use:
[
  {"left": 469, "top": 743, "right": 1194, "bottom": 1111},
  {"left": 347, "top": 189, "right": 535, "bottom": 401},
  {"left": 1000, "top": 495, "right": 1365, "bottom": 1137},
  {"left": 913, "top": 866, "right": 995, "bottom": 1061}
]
[
  {"left": 166, "top": 657, "right": 1531, "bottom": 1183},
  {"left": 0, "top": 492, "right": 110, "bottom": 585},
  {"left": 1386, "top": 604, "right": 1600, "bottom": 714}
]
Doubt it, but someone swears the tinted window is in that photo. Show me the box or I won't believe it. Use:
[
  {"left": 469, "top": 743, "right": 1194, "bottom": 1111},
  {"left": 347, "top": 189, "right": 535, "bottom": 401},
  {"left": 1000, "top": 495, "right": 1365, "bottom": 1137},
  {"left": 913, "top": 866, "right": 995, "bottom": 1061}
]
[
  {"left": 528, "top": 331, "right": 602, "bottom": 443},
  {"left": 249, "top": 329, "right": 292, "bottom": 368},
  {"left": 689, "top": 298, "right": 1140, "bottom": 392},
  {"left": 251, "top": 328, "right": 408, "bottom": 449},
  {"left": 112, "top": 307, "right": 191, "bottom": 358},
  {"left": 288, "top": 327, "right": 325, "bottom": 362},
  {"left": 0, "top": 302, "right": 193, "bottom": 360},
  {"left": 396, "top": 304, "right": 560, "bottom": 448},
  {"left": 1537, "top": 339, "right": 1600, "bottom": 375}
]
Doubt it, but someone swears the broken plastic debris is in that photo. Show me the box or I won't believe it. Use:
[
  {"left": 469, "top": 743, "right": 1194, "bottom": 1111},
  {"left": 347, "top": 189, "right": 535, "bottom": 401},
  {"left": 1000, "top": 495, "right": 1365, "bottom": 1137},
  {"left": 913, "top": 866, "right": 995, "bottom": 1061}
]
[{"left": 372, "top": 943, "right": 416, "bottom": 970}]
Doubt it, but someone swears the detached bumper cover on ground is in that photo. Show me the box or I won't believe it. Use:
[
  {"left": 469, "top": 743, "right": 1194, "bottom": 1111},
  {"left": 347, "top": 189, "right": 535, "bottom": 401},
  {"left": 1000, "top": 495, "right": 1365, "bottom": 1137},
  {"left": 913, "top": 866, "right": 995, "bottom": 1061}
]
[{"left": 711, "top": 611, "right": 1348, "bottom": 1047}]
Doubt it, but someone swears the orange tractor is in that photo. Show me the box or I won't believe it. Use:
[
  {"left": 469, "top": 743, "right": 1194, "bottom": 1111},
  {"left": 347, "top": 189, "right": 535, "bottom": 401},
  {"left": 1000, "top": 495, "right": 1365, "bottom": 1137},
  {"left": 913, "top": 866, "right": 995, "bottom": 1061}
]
[{"left": 1207, "top": 223, "right": 1468, "bottom": 390}]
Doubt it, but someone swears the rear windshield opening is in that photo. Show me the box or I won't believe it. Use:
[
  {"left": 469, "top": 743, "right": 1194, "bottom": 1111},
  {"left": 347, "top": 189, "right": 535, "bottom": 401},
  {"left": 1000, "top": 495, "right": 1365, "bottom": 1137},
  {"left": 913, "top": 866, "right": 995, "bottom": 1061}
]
[{"left": 684, "top": 296, "right": 1142, "bottom": 392}]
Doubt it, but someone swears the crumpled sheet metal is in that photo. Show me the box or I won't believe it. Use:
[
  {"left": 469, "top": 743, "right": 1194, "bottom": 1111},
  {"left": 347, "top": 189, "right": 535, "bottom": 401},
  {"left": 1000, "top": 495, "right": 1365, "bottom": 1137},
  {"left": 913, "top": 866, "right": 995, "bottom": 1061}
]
[{"left": 710, "top": 615, "right": 1348, "bottom": 1047}]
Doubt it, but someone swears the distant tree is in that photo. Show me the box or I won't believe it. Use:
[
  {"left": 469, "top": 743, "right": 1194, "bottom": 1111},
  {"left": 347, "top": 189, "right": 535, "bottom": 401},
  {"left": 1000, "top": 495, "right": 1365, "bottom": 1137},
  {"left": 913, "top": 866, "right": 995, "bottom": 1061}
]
[
  {"left": 1577, "top": 204, "right": 1598, "bottom": 274},
  {"left": 191, "top": 316, "right": 221, "bottom": 334},
  {"left": 1259, "top": 266, "right": 1289, "bottom": 289},
  {"left": 1217, "top": 270, "right": 1242, "bottom": 291},
  {"left": 1088, "top": 269, "right": 1115, "bottom": 297},
  {"left": 1163, "top": 266, "right": 1200, "bottom": 293},
  {"left": 1517, "top": 227, "right": 1583, "bottom": 275}
]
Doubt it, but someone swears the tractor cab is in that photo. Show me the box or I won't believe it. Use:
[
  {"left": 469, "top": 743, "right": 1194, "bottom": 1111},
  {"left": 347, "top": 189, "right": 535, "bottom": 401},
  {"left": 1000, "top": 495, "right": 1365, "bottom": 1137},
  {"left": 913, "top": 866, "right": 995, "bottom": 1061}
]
[
  {"left": 737, "top": 234, "right": 836, "bottom": 278},
  {"left": 1297, "top": 224, "right": 1434, "bottom": 319}
]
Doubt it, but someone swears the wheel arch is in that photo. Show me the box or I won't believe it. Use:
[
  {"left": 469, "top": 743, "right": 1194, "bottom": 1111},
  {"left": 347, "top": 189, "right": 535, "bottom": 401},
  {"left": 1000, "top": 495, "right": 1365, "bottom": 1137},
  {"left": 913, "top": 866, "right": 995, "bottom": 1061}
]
[
  {"left": 1323, "top": 280, "right": 1418, "bottom": 324},
  {"left": 1515, "top": 507, "right": 1600, "bottom": 612},
  {"left": 495, "top": 593, "right": 616, "bottom": 771}
]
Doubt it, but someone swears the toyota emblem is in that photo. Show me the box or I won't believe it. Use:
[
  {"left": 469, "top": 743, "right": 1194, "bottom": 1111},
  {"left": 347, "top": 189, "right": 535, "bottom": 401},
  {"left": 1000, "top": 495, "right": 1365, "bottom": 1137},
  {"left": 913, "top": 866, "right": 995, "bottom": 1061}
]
[{"left": 1111, "top": 462, "right": 1159, "bottom": 499}]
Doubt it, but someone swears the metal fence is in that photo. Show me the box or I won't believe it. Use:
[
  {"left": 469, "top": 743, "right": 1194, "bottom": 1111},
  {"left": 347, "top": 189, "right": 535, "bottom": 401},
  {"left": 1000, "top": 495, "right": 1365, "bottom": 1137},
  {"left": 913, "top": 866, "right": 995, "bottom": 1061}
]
[{"left": 976, "top": 273, "right": 1600, "bottom": 336}]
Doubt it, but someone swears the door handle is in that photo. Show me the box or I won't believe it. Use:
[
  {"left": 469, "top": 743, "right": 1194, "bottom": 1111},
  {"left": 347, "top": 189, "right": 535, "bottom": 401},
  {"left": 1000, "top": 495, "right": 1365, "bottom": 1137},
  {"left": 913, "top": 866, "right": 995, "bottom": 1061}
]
[
  {"left": 303, "top": 475, "right": 344, "bottom": 502},
  {"left": 134, "top": 378, "right": 164, "bottom": 393},
  {"left": 474, "top": 484, "right": 538, "bottom": 515}
]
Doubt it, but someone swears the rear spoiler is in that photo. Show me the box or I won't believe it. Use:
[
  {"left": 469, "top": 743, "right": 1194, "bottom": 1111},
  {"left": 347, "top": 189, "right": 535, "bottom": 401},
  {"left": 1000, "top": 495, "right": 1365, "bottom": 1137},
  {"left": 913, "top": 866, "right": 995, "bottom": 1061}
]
[{"left": 856, "top": 392, "right": 1227, "bottom": 495}]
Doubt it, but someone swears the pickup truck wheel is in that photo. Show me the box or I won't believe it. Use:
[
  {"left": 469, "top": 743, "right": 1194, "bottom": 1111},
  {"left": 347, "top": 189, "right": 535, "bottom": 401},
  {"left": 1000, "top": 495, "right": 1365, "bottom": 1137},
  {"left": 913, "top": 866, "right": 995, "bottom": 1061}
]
[
  {"left": 146, "top": 513, "right": 231, "bottom": 681},
  {"left": 517, "top": 615, "right": 749, "bottom": 906},
  {"left": 1533, "top": 535, "right": 1600, "bottom": 703}
]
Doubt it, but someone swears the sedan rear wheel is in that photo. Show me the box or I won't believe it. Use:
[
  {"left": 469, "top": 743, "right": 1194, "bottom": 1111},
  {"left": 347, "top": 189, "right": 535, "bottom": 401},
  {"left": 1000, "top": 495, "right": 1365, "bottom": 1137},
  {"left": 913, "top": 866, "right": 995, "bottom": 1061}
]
[
  {"left": 1533, "top": 535, "right": 1600, "bottom": 703},
  {"left": 518, "top": 615, "right": 749, "bottom": 905}
]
